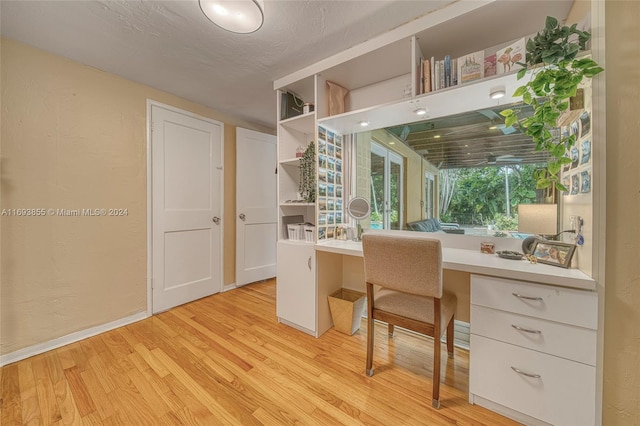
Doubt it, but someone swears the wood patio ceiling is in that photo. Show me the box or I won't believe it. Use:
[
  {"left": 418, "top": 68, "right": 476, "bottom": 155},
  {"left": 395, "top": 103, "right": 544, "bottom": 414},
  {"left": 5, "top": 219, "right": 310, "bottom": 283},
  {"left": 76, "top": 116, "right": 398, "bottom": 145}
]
[{"left": 386, "top": 104, "right": 552, "bottom": 169}]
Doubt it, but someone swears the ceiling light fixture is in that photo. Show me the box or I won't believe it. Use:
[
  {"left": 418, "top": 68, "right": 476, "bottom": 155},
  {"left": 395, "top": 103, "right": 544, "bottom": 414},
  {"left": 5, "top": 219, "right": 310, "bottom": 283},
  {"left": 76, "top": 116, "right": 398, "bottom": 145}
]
[
  {"left": 411, "top": 99, "right": 428, "bottom": 116},
  {"left": 490, "top": 88, "right": 506, "bottom": 99},
  {"left": 360, "top": 120, "right": 370, "bottom": 127},
  {"left": 199, "top": 0, "right": 264, "bottom": 34}
]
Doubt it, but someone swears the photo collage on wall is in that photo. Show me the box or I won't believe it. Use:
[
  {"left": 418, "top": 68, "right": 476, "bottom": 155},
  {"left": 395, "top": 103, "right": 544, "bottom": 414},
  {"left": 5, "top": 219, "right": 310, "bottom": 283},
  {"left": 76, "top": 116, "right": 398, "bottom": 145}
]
[
  {"left": 317, "top": 125, "right": 344, "bottom": 240},
  {"left": 562, "top": 109, "right": 592, "bottom": 197}
]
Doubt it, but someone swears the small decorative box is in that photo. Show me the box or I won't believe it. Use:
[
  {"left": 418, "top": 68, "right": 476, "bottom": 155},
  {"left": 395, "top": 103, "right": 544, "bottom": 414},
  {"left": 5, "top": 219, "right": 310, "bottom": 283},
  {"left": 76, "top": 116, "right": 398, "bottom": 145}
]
[{"left": 480, "top": 242, "right": 496, "bottom": 254}]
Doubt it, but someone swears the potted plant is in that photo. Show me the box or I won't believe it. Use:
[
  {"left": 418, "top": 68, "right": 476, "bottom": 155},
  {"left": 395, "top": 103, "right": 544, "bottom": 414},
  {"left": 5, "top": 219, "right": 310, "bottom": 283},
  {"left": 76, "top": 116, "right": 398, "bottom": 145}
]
[
  {"left": 298, "top": 141, "right": 316, "bottom": 203},
  {"left": 500, "top": 16, "right": 603, "bottom": 190}
]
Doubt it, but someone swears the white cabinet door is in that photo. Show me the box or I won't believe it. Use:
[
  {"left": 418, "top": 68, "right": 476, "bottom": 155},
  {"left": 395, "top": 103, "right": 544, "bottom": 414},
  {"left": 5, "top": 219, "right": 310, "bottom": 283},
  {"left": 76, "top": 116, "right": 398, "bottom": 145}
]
[{"left": 276, "top": 242, "right": 316, "bottom": 333}]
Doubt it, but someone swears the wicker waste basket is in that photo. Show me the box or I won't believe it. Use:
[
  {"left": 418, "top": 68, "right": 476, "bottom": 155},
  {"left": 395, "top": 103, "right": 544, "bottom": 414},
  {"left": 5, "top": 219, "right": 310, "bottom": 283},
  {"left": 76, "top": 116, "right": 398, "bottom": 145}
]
[{"left": 328, "top": 289, "right": 366, "bottom": 335}]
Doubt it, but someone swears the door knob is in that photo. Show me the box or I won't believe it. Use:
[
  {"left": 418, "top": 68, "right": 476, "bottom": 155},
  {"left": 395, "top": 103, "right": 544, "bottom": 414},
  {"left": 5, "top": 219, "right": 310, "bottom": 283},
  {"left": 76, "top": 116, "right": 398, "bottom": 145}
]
[
  {"left": 212, "top": 216, "right": 220, "bottom": 224},
  {"left": 239, "top": 213, "right": 246, "bottom": 221}
]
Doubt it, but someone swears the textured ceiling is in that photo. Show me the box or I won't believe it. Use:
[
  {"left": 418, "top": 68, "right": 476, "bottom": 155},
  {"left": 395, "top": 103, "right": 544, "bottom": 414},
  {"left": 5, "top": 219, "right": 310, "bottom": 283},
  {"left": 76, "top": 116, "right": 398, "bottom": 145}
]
[{"left": 0, "top": 0, "right": 449, "bottom": 129}]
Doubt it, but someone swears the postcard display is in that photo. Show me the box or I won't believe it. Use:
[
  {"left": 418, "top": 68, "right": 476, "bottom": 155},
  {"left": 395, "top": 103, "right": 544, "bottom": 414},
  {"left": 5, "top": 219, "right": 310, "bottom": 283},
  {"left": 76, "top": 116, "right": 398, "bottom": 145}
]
[
  {"left": 316, "top": 125, "right": 344, "bottom": 240},
  {"left": 561, "top": 79, "right": 593, "bottom": 198}
]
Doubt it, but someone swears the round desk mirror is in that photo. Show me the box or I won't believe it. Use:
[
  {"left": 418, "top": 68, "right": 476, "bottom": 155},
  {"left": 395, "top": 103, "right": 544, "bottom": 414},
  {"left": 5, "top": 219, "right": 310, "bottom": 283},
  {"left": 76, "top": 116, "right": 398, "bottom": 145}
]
[
  {"left": 346, "top": 197, "right": 370, "bottom": 241},
  {"left": 346, "top": 197, "right": 370, "bottom": 220}
]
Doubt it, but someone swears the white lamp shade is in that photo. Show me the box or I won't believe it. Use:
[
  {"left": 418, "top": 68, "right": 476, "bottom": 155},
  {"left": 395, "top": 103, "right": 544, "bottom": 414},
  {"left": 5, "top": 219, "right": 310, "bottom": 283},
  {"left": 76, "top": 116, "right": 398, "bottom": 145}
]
[
  {"left": 518, "top": 204, "right": 558, "bottom": 235},
  {"left": 199, "top": 0, "right": 264, "bottom": 34}
]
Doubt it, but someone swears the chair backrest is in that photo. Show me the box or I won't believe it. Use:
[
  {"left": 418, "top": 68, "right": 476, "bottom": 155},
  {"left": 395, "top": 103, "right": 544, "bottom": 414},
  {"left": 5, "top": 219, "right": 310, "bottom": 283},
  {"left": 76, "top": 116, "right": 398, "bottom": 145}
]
[{"left": 362, "top": 232, "right": 443, "bottom": 298}]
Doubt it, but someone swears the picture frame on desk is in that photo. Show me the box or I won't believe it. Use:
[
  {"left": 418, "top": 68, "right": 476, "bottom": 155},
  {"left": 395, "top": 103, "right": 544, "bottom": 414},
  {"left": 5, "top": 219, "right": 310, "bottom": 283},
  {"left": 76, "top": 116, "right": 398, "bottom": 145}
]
[{"left": 530, "top": 240, "right": 576, "bottom": 268}]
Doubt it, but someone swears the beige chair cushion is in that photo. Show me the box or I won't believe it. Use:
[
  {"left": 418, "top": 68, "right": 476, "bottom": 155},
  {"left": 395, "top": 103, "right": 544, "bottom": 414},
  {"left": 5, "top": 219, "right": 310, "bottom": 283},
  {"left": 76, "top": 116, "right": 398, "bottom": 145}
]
[
  {"left": 375, "top": 289, "right": 457, "bottom": 335},
  {"left": 362, "top": 233, "right": 442, "bottom": 298}
]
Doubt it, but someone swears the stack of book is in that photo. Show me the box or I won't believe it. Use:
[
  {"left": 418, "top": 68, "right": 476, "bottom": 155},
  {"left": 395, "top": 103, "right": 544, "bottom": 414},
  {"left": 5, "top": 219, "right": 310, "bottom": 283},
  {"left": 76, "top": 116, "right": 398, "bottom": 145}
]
[{"left": 418, "top": 38, "right": 526, "bottom": 94}]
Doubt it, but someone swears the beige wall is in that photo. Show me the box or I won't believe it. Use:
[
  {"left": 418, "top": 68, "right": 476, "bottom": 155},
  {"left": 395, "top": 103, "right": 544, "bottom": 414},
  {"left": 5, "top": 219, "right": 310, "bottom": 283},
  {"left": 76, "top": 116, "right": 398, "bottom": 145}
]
[
  {"left": 603, "top": 2, "right": 640, "bottom": 424},
  {"left": 0, "top": 38, "right": 273, "bottom": 355}
]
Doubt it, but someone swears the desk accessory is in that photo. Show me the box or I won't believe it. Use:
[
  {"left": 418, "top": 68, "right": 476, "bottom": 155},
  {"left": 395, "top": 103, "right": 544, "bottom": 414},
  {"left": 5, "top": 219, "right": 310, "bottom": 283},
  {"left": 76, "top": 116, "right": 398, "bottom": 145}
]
[
  {"left": 346, "top": 197, "right": 370, "bottom": 241},
  {"left": 496, "top": 250, "right": 524, "bottom": 260}
]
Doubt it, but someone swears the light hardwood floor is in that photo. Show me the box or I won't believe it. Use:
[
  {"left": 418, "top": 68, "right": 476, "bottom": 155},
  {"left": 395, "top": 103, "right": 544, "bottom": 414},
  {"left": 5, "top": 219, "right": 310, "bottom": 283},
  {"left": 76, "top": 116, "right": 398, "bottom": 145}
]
[{"left": 1, "top": 279, "right": 517, "bottom": 425}]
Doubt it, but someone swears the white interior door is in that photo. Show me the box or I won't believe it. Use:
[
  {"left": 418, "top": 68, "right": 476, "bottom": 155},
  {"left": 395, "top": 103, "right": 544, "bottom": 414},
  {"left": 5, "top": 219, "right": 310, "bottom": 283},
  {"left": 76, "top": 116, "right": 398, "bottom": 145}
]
[
  {"left": 236, "top": 127, "right": 277, "bottom": 286},
  {"left": 151, "top": 104, "right": 223, "bottom": 313}
]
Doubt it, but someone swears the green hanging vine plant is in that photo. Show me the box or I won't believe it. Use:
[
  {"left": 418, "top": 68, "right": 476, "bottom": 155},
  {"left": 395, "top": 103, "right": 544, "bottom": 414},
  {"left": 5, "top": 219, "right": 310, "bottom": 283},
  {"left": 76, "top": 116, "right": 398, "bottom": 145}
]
[
  {"left": 298, "top": 141, "right": 316, "bottom": 203},
  {"left": 500, "top": 16, "right": 603, "bottom": 191}
]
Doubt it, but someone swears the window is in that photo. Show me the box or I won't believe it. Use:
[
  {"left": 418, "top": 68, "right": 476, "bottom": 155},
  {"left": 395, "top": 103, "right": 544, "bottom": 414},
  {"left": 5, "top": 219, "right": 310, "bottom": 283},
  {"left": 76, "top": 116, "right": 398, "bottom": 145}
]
[{"left": 425, "top": 172, "right": 435, "bottom": 219}]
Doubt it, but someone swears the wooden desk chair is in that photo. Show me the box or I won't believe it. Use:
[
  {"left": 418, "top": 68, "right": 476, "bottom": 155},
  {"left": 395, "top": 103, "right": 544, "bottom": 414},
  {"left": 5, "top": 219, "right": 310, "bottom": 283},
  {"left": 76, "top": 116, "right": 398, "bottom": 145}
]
[{"left": 362, "top": 233, "right": 457, "bottom": 409}]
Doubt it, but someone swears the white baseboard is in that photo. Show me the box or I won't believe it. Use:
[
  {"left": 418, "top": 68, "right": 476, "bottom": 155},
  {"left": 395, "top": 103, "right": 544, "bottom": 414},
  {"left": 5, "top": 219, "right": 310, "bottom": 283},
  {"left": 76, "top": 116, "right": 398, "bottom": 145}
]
[
  {"left": 278, "top": 317, "right": 318, "bottom": 338},
  {"left": 470, "top": 394, "right": 552, "bottom": 426},
  {"left": 0, "top": 311, "right": 149, "bottom": 367},
  {"left": 452, "top": 320, "right": 470, "bottom": 350},
  {"left": 222, "top": 283, "right": 237, "bottom": 292}
]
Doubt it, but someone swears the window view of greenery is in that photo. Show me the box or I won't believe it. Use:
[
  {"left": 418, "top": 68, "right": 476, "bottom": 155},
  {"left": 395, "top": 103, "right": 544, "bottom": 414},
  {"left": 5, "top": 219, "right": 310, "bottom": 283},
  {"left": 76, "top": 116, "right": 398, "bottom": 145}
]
[
  {"left": 439, "top": 164, "right": 545, "bottom": 235},
  {"left": 369, "top": 171, "right": 399, "bottom": 229},
  {"left": 369, "top": 144, "right": 402, "bottom": 230}
]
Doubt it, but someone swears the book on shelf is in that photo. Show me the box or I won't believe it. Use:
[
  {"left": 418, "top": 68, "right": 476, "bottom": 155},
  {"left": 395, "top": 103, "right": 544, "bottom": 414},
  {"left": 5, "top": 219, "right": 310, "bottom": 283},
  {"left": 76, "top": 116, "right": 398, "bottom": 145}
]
[
  {"left": 421, "top": 58, "right": 431, "bottom": 94},
  {"left": 444, "top": 55, "right": 451, "bottom": 87},
  {"left": 496, "top": 38, "right": 525, "bottom": 74},
  {"left": 430, "top": 56, "right": 435, "bottom": 92},
  {"left": 417, "top": 57, "right": 423, "bottom": 95},
  {"left": 457, "top": 50, "right": 484, "bottom": 84},
  {"left": 484, "top": 54, "right": 497, "bottom": 77},
  {"left": 452, "top": 58, "right": 458, "bottom": 86}
]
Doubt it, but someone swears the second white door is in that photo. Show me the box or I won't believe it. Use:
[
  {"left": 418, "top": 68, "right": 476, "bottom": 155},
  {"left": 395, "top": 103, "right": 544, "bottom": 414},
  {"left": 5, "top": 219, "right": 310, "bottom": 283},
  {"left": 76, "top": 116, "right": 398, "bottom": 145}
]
[{"left": 236, "top": 127, "right": 277, "bottom": 286}]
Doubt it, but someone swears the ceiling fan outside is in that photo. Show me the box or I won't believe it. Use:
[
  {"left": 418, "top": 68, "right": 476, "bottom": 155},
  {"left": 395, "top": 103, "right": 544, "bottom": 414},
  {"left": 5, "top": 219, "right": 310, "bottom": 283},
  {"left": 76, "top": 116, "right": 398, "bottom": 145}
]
[
  {"left": 478, "top": 109, "right": 518, "bottom": 135},
  {"left": 475, "top": 154, "right": 523, "bottom": 166}
]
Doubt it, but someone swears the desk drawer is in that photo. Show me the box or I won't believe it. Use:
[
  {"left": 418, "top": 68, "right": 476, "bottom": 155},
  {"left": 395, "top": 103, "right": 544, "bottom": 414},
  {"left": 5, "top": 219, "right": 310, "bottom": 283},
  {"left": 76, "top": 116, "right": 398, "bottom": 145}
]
[
  {"left": 471, "top": 305, "right": 596, "bottom": 366},
  {"left": 470, "top": 335, "right": 596, "bottom": 426},
  {"left": 471, "top": 275, "right": 597, "bottom": 329}
]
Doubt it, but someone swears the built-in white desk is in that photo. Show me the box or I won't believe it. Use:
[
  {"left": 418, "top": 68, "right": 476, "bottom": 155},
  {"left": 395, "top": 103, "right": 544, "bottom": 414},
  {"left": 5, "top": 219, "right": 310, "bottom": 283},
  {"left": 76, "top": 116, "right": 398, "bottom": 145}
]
[
  {"left": 313, "top": 232, "right": 598, "bottom": 426},
  {"left": 315, "top": 238, "right": 596, "bottom": 291}
]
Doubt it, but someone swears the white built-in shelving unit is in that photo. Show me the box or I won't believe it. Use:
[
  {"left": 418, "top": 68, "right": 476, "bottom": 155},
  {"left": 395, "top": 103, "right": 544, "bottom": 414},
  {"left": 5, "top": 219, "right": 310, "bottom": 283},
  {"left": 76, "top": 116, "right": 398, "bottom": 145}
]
[{"left": 273, "top": 2, "right": 603, "bottom": 422}]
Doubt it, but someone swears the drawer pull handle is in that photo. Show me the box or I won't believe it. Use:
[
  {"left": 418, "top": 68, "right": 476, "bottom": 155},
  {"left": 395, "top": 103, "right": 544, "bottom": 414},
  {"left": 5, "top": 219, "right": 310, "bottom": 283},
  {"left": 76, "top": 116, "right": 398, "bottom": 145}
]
[
  {"left": 511, "top": 324, "right": 542, "bottom": 334},
  {"left": 512, "top": 292, "right": 543, "bottom": 301},
  {"left": 511, "top": 366, "right": 541, "bottom": 379}
]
